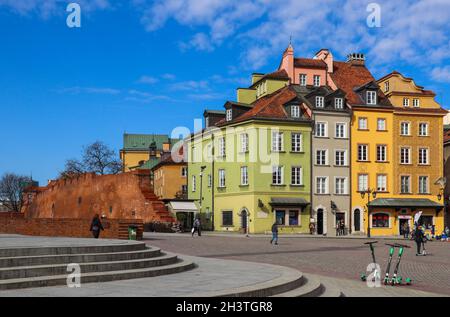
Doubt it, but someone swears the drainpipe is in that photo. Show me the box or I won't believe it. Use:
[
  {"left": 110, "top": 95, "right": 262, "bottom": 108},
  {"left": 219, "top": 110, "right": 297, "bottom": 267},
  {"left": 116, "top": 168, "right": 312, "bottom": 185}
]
[
  {"left": 348, "top": 107, "right": 353, "bottom": 234},
  {"left": 211, "top": 133, "right": 215, "bottom": 232}
]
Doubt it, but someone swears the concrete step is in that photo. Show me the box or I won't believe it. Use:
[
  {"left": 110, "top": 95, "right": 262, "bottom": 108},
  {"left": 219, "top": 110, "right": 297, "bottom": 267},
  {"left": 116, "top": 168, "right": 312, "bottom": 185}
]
[
  {"left": 0, "top": 248, "right": 162, "bottom": 268},
  {"left": 272, "top": 275, "right": 344, "bottom": 297},
  {"left": 0, "top": 259, "right": 196, "bottom": 290},
  {"left": 0, "top": 242, "right": 147, "bottom": 258},
  {"left": 0, "top": 253, "right": 178, "bottom": 280}
]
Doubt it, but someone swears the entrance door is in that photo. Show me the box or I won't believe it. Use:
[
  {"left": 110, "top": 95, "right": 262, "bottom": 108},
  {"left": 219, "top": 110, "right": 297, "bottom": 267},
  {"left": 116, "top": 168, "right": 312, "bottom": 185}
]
[
  {"left": 336, "top": 212, "right": 345, "bottom": 235},
  {"left": 354, "top": 209, "right": 361, "bottom": 232},
  {"left": 399, "top": 219, "right": 409, "bottom": 236},
  {"left": 317, "top": 209, "right": 324, "bottom": 235}
]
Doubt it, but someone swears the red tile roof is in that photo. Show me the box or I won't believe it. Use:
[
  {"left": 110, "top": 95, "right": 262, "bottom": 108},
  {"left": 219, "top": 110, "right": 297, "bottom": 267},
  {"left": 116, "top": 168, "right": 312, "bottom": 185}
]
[
  {"left": 330, "top": 61, "right": 376, "bottom": 105},
  {"left": 217, "top": 86, "right": 310, "bottom": 125},
  {"left": 294, "top": 58, "right": 327, "bottom": 69}
]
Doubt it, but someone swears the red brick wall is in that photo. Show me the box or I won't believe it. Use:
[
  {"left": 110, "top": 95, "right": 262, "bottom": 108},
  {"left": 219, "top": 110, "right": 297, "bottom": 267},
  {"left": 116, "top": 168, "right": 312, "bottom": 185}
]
[
  {"left": 0, "top": 213, "right": 143, "bottom": 240},
  {"left": 22, "top": 170, "right": 173, "bottom": 224}
]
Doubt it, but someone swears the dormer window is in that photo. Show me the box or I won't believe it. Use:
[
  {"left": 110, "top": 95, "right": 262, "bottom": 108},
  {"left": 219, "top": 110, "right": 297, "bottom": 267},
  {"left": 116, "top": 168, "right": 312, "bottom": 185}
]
[
  {"left": 413, "top": 99, "right": 420, "bottom": 107},
  {"left": 366, "top": 91, "right": 377, "bottom": 105},
  {"left": 403, "top": 98, "right": 410, "bottom": 107},
  {"left": 299, "top": 74, "right": 307, "bottom": 86},
  {"left": 226, "top": 109, "right": 232, "bottom": 121},
  {"left": 316, "top": 96, "right": 324, "bottom": 108},
  {"left": 313, "top": 75, "right": 321, "bottom": 87},
  {"left": 335, "top": 98, "right": 344, "bottom": 109},
  {"left": 291, "top": 105, "right": 300, "bottom": 118},
  {"left": 384, "top": 81, "right": 389, "bottom": 92}
]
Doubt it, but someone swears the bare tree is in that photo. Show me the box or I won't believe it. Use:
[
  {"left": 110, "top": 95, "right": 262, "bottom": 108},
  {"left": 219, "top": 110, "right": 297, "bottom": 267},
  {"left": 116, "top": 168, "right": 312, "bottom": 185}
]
[
  {"left": 60, "top": 141, "right": 123, "bottom": 178},
  {"left": 0, "top": 173, "right": 32, "bottom": 212}
]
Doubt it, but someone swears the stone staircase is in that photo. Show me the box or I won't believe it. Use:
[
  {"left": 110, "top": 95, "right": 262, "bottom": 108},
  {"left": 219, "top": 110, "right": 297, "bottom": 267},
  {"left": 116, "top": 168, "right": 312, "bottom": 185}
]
[
  {"left": 0, "top": 241, "right": 194, "bottom": 290},
  {"left": 140, "top": 188, "right": 174, "bottom": 223}
]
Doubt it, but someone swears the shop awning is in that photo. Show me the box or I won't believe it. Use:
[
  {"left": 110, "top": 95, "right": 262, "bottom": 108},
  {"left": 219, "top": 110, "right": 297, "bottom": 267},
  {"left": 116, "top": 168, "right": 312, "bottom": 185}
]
[
  {"left": 368, "top": 198, "right": 443, "bottom": 208},
  {"left": 269, "top": 198, "right": 310, "bottom": 207},
  {"left": 168, "top": 201, "right": 199, "bottom": 213}
]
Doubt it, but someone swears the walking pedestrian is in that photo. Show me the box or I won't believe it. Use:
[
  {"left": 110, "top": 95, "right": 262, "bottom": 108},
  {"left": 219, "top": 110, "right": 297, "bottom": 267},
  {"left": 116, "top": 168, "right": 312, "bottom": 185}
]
[
  {"left": 404, "top": 223, "right": 410, "bottom": 239},
  {"left": 90, "top": 214, "right": 104, "bottom": 239},
  {"left": 415, "top": 225, "right": 425, "bottom": 256},
  {"left": 192, "top": 218, "right": 201, "bottom": 237},
  {"left": 270, "top": 222, "right": 279, "bottom": 245}
]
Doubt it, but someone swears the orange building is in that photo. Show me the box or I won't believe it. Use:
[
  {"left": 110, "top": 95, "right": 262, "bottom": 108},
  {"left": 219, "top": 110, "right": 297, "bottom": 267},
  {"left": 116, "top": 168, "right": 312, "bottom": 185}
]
[{"left": 152, "top": 152, "right": 188, "bottom": 200}]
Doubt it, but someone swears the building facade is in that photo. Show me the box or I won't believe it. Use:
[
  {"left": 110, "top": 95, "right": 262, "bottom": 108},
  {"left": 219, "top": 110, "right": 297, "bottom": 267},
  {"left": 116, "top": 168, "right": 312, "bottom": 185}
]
[{"left": 152, "top": 151, "right": 188, "bottom": 200}]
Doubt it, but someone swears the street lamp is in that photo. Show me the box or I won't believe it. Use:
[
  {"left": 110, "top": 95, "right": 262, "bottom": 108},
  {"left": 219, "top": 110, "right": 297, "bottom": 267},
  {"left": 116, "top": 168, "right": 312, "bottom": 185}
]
[
  {"left": 199, "top": 166, "right": 206, "bottom": 216},
  {"left": 360, "top": 188, "right": 377, "bottom": 238}
]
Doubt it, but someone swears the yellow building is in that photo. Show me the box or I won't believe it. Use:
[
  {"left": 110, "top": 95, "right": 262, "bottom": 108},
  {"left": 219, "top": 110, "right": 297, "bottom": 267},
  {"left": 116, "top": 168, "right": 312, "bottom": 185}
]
[
  {"left": 152, "top": 153, "right": 188, "bottom": 200},
  {"left": 120, "top": 134, "right": 178, "bottom": 172},
  {"left": 375, "top": 71, "right": 447, "bottom": 236}
]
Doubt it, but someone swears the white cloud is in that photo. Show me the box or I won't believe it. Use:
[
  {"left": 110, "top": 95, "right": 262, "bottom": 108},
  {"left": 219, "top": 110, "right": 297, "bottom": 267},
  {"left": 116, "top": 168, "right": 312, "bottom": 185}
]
[
  {"left": 134, "top": 0, "right": 450, "bottom": 72},
  {"left": 431, "top": 66, "right": 450, "bottom": 83},
  {"left": 169, "top": 80, "right": 210, "bottom": 91},
  {"left": 137, "top": 75, "right": 159, "bottom": 85}
]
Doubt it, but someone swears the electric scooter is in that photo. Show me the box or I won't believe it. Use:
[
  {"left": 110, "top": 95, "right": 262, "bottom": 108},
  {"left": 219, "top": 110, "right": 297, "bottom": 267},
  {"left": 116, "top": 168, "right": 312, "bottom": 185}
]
[
  {"left": 391, "top": 243, "right": 412, "bottom": 285},
  {"left": 383, "top": 244, "right": 396, "bottom": 285},
  {"left": 360, "top": 241, "right": 378, "bottom": 281}
]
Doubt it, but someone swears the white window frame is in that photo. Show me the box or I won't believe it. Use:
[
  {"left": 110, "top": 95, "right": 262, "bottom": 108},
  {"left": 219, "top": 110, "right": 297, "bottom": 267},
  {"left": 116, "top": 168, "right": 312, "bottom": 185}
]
[
  {"left": 413, "top": 98, "right": 420, "bottom": 108},
  {"left": 358, "top": 174, "right": 369, "bottom": 192},
  {"left": 384, "top": 81, "right": 389, "bottom": 92},
  {"left": 335, "top": 150, "right": 347, "bottom": 166},
  {"left": 272, "top": 166, "right": 284, "bottom": 185},
  {"left": 271, "top": 131, "right": 284, "bottom": 152},
  {"left": 240, "top": 166, "right": 248, "bottom": 186},
  {"left": 403, "top": 98, "right": 410, "bottom": 107},
  {"left": 315, "top": 122, "right": 327, "bottom": 137},
  {"left": 400, "top": 175, "right": 411, "bottom": 194},
  {"left": 219, "top": 137, "right": 226, "bottom": 157},
  {"left": 181, "top": 167, "right": 188, "bottom": 177},
  {"left": 208, "top": 174, "right": 212, "bottom": 188},
  {"left": 400, "top": 122, "right": 411, "bottom": 136},
  {"left": 400, "top": 147, "right": 411, "bottom": 164},
  {"left": 419, "top": 123, "right": 428, "bottom": 136},
  {"left": 358, "top": 117, "right": 368, "bottom": 130},
  {"left": 226, "top": 108, "right": 232, "bottom": 121},
  {"left": 358, "top": 144, "right": 369, "bottom": 161},
  {"left": 313, "top": 75, "right": 321, "bottom": 87},
  {"left": 192, "top": 175, "right": 196, "bottom": 192},
  {"left": 316, "top": 149, "right": 328, "bottom": 166},
  {"left": 291, "top": 166, "right": 303, "bottom": 186},
  {"left": 418, "top": 148, "right": 429, "bottom": 165},
  {"left": 291, "top": 105, "right": 300, "bottom": 118},
  {"left": 335, "top": 122, "right": 347, "bottom": 138},
  {"left": 299, "top": 74, "right": 307, "bottom": 86},
  {"left": 315, "top": 96, "right": 324, "bottom": 108},
  {"left": 291, "top": 133, "right": 303, "bottom": 152},
  {"left": 377, "top": 118, "right": 386, "bottom": 131},
  {"left": 335, "top": 98, "right": 344, "bottom": 109},
  {"left": 367, "top": 91, "right": 377, "bottom": 105},
  {"left": 418, "top": 176, "right": 429, "bottom": 194},
  {"left": 376, "top": 145, "right": 387, "bottom": 162},
  {"left": 316, "top": 177, "right": 328, "bottom": 194},
  {"left": 377, "top": 174, "right": 387, "bottom": 192},
  {"left": 240, "top": 133, "right": 249, "bottom": 153},
  {"left": 335, "top": 177, "right": 348, "bottom": 195},
  {"left": 218, "top": 169, "right": 226, "bottom": 188}
]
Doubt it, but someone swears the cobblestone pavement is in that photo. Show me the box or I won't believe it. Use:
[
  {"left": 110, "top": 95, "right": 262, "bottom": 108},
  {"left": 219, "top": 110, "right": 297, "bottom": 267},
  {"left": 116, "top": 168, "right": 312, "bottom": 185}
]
[{"left": 144, "top": 233, "right": 450, "bottom": 296}]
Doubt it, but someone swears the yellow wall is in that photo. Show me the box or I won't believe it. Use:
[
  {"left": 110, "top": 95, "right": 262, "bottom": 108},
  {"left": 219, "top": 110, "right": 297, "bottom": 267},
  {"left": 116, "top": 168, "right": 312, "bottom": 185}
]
[
  {"left": 120, "top": 151, "right": 161, "bottom": 172},
  {"left": 237, "top": 88, "right": 256, "bottom": 104},
  {"left": 351, "top": 108, "right": 395, "bottom": 234},
  {"left": 153, "top": 164, "right": 187, "bottom": 200}
]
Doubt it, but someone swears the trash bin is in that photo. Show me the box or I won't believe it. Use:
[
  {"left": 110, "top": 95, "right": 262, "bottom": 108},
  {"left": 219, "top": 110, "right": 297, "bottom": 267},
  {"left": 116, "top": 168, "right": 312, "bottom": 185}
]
[{"left": 128, "top": 225, "right": 138, "bottom": 240}]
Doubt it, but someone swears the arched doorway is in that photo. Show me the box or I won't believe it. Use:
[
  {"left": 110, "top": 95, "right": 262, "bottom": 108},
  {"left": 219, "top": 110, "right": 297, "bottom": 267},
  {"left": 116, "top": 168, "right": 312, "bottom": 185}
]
[
  {"left": 354, "top": 209, "right": 361, "bottom": 232},
  {"left": 241, "top": 209, "right": 248, "bottom": 234},
  {"left": 317, "top": 209, "right": 324, "bottom": 235}
]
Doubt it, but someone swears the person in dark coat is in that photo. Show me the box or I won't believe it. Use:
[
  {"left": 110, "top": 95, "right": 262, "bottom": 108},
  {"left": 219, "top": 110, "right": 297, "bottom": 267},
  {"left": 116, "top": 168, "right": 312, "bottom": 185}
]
[
  {"left": 415, "top": 225, "right": 425, "bottom": 255},
  {"left": 270, "top": 222, "right": 279, "bottom": 245},
  {"left": 90, "top": 214, "right": 104, "bottom": 239},
  {"left": 192, "top": 218, "right": 201, "bottom": 237}
]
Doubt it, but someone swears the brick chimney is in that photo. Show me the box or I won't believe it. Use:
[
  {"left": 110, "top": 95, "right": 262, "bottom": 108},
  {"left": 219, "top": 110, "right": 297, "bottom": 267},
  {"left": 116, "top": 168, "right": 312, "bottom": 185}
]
[{"left": 347, "top": 53, "right": 365, "bottom": 66}]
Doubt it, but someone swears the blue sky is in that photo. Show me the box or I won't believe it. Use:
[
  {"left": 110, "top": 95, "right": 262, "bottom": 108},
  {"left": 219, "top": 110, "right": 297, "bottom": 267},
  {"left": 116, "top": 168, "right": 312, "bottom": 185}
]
[{"left": 1, "top": 0, "right": 450, "bottom": 185}]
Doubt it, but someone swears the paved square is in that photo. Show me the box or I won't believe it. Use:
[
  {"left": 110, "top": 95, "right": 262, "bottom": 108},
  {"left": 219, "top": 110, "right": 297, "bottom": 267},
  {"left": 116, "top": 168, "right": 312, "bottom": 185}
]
[{"left": 144, "top": 233, "right": 450, "bottom": 296}]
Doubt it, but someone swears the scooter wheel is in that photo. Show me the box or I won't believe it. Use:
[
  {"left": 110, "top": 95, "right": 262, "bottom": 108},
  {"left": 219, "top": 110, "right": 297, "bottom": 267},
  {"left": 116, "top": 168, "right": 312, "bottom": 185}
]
[
  {"left": 397, "top": 277, "right": 403, "bottom": 284},
  {"left": 405, "top": 278, "right": 412, "bottom": 285},
  {"left": 360, "top": 274, "right": 367, "bottom": 281}
]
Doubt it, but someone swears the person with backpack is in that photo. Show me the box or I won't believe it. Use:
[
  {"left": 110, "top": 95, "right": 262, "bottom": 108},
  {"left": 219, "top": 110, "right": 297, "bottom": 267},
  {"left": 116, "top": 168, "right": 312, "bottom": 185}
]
[
  {"left": 192, "top": 218, "right": 201, "bottom": 237},
  {"left": 270, "top": 222, "right": 279, "bottom": 245},
  {"left": 90, "top": 214, "right": 104, "bottom": 239}
]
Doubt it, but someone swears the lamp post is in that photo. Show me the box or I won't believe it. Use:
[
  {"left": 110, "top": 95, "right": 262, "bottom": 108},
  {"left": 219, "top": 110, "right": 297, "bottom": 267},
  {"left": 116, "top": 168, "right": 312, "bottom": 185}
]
[{"left": 360, "top": 189, "right": 377, "bottom": 238}]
